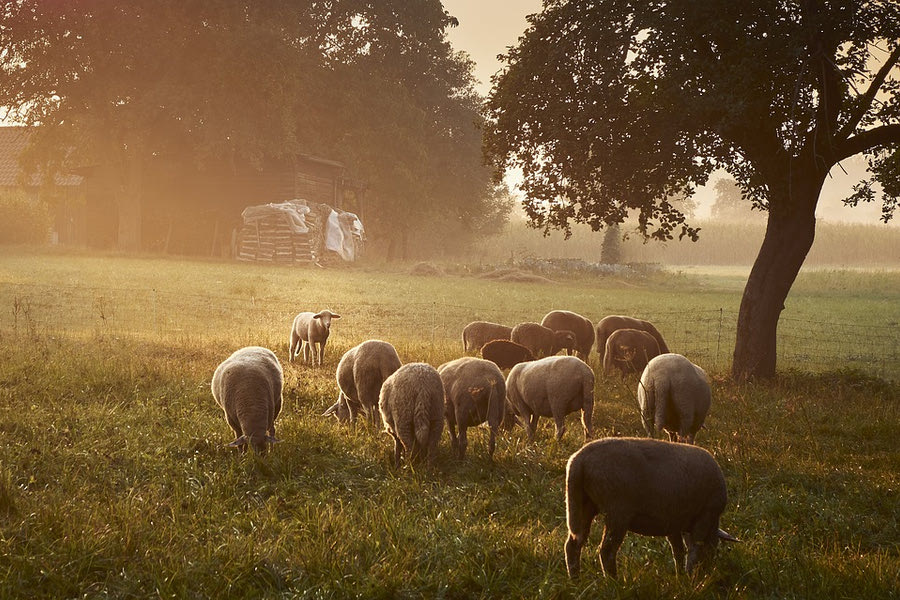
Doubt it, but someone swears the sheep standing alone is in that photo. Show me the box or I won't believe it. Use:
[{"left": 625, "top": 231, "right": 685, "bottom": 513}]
[
  {"left": 289, "top": 309, "right": 341, "bottom": 366},
  {"left": 511, "top": 322, "right": 577, "bottom": 358},
  {"left": 565, "top": 437, "right": 738, "bottom": 578},
  {"left": 324, "top": 339, "right": 402, "bottom": 424},
  {"left": 638, "top": 353, "right": 711, "bottom": 444},
  {"left": 480, "top": 339, "right": 535, "bottom": 370},
  {"left": 211, "top": 346, "right": 283, "bottom": 454},
  {"left": 379, "top": 362, "right": 445, "bottom": 468},
  {"left": 602, "top": 328, "right": 661, "bottom": 378},
  {"left": 596, "top": 315, "right": 669, "bottom": 363},
  {"left": 541, "top": 310, "right": 595, "bottom": 361},
  {"left": 438, "top": 357, "right": 507, "bottom": 459},
  {"left": 462, "top": 321, "right": 513, "bottom": 352},
  {"left": 506, "top": 355, "right": 594, "bottom": 442}
]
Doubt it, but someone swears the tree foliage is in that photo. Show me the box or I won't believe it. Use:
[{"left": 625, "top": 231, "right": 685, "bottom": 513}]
[
  {"left": 0, "top": 0, "right": 504, "bottom": 255},
  {"left": 485, "top": 0, "right": 900, "bottom": 380}
]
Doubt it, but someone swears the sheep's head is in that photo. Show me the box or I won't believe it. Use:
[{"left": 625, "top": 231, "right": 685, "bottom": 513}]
[
  {"left": 313, "top": 310, "right": 342, "bottom": 330},
  {"left": 553, "top": 330, "right": 577, "bottom": 352},
  {"left": 322, "top": 394, "right": 352, "bottom": 423},
  {"left": 617, "top": 345, "right": 637, "bottom": 362},
  {"left": 686, "top": 529, "right": 740, "bottom": 573},
  {"left": 227, "top": 433, "right": 281, "bottom": 454}
]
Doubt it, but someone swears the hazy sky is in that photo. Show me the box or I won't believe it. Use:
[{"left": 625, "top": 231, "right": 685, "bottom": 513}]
[{"left": 441, "top": 1, "right": 888, "bottom": 224}]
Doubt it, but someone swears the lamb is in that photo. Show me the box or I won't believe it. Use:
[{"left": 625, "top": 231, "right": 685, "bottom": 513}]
[
  {"left": 602, "top": 328, "right": 661, "bottom": 378},
  {"left": 511, "top": 322, "right": 577, "bottom": 358},
  {"left": 462, "top": 321, "right": 513, "bottom": 352},
  {"left": 506, "top": 355, "right": 594, "bottom": 442},
  {"left": 379, "top": 362, "right": 445, "bottom": 468},
  {"left": 289, "top": 309, "right": 341, "bottom": 366},
  {"left": 323, "top": 339, "right": 402, "bottom": 425},
  {"left": 210, "top": 346, "right": 283, "bottom": 454},
  {"left": 438, "top": 357, "right": 507, "bottom": 459},
  {"left": 638, "top": 353, "right": 711, "bottom": 444},
  {"left": 596, "top": 315, "right": 669, "bottom": 363},
  {"left": 540, "top": 310, "right": 595, "bottom": 361},
  {"left": 564, "top": 437, "right": 739, "bottom": 579},
  {"left": 480, "top": 339, "right": 535, "bottom": 370}
]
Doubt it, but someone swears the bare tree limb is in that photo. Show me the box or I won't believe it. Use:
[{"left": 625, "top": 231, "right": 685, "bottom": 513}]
[{"left": 836, "top": 44, "right": 900, "bottom": 141}]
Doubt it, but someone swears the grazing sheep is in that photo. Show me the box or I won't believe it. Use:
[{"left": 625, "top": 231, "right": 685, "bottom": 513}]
[
  {"left": 462, "top": 321, "right": 513, "bottom": 352},
  {"left": 541, "top": 310, "right": 595, "bottom": 361},
  {"left": 638, "top": 353, "right": 711, "bottom": 444},
  {"left": 511, "top": 322, "right": 577, "bottom": 358},
  {"left": 323, "top": 339, "right": 402, "bottom": 425},
  {"left": 438, "top": 357, "right": 506, "bottom": 459},
  {"left": 596, "top": 315, "right": 669, "bottom": 363},
  {"left": 379, "top": 363, "right": 445, "bottom": 468},
  {"left": 602, "top": 328, "right": 661, "bottom": 378},
  {"left": 289, "top": 309, "right": 341, "bottom": 366},
  {"left": 481, "top": 339, "right": 535, "bottom": 370},
  {"left": 210, "top": 346, "right": 283, "bottom": 454},
  {"left": 506, "top": 355, "right": 594, "bottom": 442},
  {"left": 564, "top": 437, "right": 739, "bottom": 579}
]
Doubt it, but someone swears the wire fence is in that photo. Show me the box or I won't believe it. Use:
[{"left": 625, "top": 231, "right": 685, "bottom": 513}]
[{"left": 2, "top": 281, "right": 898, "bottom": 381}]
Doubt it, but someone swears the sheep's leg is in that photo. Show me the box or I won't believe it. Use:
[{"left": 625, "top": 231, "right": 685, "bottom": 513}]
[
  {"left": 668, "top": 534, "right": 686, "bottom": 573},
  {"left": 301, "top": 341, "right": 310, "bottom": 364},
  {"left": 457, "top": 425, "right": 468, "bottom": 459},
  {"left": 553, "top": 415, "right": 567, "bottom": 441},
  {"left": 390, "top": 432, "right": 403, "bottom": 468},
  {"left": 316, "top": 342, "right": 324, "bottom": 367},
  {"left": 565, "top": 503, "right": 596, "bottom": 579},
  {"left": 487, "top": 425, "right": 496, "bottom": 459},
  {"left": 226, "top": 413, "right": 243, "bottom": 442},
  {"left": 527, "top": 414, "right": 539, "bottom": 442},
  {"left": 599, "top": 522, "right": 627, "bottom": 579},
  {"left": 447, "top": 420, "right": 460, "bottom": 456}
]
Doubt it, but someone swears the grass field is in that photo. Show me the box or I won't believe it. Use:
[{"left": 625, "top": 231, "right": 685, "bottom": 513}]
[{"left": 0, "top": 248, "right": 898, "bottom": 598}]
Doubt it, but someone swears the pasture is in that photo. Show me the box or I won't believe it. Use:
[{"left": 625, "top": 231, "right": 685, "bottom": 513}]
[{"left": 0, "top": 248, "right": 898, "bottom": 598}]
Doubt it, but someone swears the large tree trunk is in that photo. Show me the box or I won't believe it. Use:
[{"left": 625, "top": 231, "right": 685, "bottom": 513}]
[{"left": 732, "top": 182, "right": 821, "bottom": 381}]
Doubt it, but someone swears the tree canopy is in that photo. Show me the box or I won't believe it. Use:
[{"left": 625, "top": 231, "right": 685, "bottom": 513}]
[
  {"left": 0, "top": 0, "right": 504, "bottom": 255},
  {"left": 485, "top": 0, "right": 900, "bottom": 379}
]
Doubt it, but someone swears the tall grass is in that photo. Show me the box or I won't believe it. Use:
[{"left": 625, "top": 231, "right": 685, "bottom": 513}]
[{"left": 0, "top": 248, "right": 898, "bottom": 598}]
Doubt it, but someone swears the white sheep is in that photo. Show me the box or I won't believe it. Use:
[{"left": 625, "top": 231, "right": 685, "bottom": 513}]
[
  {"left": 379, "top": 362, "right": 445, "bottom": 468},
  {"left": 462, "top": 321, "right": 513, "bottom": 352},
  {"left": 323, "top": 339, "right": 402, "bottom": 424},
  {"left": 289, "top": 309, "right": 341, "bottom": 366},
  {"left": 210, "top": 346, "right": 283, "bottom": 454},
  {"left": 437, "top": 356, "right": 507, "bottom": 459},
  {"left": 506, "top": 355, "right": 594, "bottom": 442},
  {"left": 565, "top": 437, "right": 739, "bottom": 578},
  {"left": 638, "top": 353, "right": 711, "bottom": 444}
]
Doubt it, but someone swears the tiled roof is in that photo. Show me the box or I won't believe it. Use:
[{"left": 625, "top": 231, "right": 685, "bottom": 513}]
[{"left": 0, "top": 126, "right": 83, "bottom": 187}]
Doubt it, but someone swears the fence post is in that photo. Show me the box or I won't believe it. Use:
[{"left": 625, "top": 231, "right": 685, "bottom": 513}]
[{"left": 715, "top": 308, "right": 723, "bottom": 369}]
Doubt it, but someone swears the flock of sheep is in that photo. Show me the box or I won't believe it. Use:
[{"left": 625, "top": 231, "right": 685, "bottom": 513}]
[{"left": 211, "top": 308, "right": 739, "bottom": 579}]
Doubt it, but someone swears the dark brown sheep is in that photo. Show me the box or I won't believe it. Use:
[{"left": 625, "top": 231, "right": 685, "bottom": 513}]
[
  {"left": 540, "top": 310, "right": 595, "bottom": 361},
  {"left": 595, "top": 315, "right": 669, "bottom": 363},
  {"left": 481, "top": 339, "right": 535, "bottom": 370},
  {"left": 511, "top": 322, "right": 577, "bottom": 358},
  {"left": 602, "top": 328, "right": 661, "bottom": 378}
]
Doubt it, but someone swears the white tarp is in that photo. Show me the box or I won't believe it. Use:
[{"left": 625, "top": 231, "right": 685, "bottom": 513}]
[
  {"left": 324, "top": 209, "right": 365, "bottom": 261},
  {"left": 240, "top": 200, "right": 311, "bottom": 234}
]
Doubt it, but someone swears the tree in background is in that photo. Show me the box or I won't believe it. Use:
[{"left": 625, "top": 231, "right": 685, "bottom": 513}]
[
  {"left": 711, "top": 178, "right": 766, "bottom": 222},
  {"left": 600, "top": 222, "right": 622, "bottom": 265},
  {"left": 0, "top": 0, "right": 504, "bottom": 256},
  {"left": 485, "top": 0, "right": 900, "bottom": 381}
]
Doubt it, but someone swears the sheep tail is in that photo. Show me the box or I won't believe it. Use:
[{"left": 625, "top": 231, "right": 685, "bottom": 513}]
[{"left": 413, "top": 393, "right": 432, "bottom": 449}]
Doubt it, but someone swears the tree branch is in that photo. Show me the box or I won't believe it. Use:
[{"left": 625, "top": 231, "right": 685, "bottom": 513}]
[
  {"left": 836, "top": 44, "right": 900, "bottom": 141},
  {"left": 835, "top": 123, "right": 900, "bottom": 163}
]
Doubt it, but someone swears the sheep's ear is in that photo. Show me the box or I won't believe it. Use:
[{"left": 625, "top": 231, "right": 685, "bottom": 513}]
[
  {"left": 266, "top": 435, "right": 282, "bottom": 444},
  {"left": 717, "top": 529, "right": 740, "bottom": 543},
  {"left": 226, "top": 435, "right": 248, "bottom": 448},
  {"left": 313, "top": 312, "right": 323, "bottom": 319},
  {"left": 331, "top": 313, "right": 341, "bottom": 319}
]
